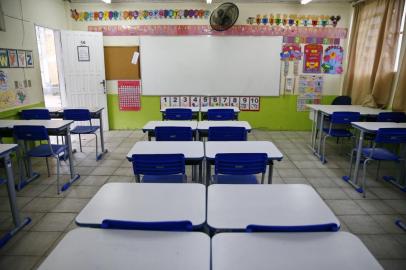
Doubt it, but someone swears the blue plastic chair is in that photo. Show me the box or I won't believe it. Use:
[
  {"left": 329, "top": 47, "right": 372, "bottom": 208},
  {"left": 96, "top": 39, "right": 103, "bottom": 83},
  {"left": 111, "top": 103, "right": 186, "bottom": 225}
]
[
  {"left": 213, "top": 153, "right": 267, "bottom": 184},
  {"left": 207, "top": 109, "right": 235, "bottom": 121},
  {"left": 208, "top": 127, "right": 247, "bottom": 141},
  {"left": 21, "top": 109, "right": 51, "bottom": 120},
  {"left": 331, "top": 96, "right": 352, "bottom": 105},
  {"left": 377, "top": 112, "right": 406, "bottom": 123},
  {"left": 155, "top": 127, "right": 193, "bottom": 141},
  {"left": 164, "top": 108, "right": 193, "bottom": 120},
  {"left": 13, "top": 125, "right": 68, "bottom": 194},
  {"left": 63, "top": 109, "right": 100, "bottom": 160},
  {"left": 321, "top": 112, "right": 360, "bottom": 163},
  {"left": 131, "top": 154, "right": 186, "bottom": 183}
]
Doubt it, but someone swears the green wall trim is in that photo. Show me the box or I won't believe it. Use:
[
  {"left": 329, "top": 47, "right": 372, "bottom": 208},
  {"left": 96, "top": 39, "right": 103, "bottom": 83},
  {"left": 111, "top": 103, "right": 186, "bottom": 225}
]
[
  {"left": 107, "top": 94, "right": 336, "bottom": 131},
  {"left": 0, "top": 102, "right": 46, "bottom": 120}
]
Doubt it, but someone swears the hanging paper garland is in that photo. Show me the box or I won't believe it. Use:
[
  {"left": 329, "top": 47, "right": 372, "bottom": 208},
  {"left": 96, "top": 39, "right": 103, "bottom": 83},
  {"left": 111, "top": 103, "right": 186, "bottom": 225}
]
[
  {"left": 246, "top": 14, "right": 342, "bottom": 28},
  {"left": 321, "top": 45, "right": 344, "bottom": 74}
]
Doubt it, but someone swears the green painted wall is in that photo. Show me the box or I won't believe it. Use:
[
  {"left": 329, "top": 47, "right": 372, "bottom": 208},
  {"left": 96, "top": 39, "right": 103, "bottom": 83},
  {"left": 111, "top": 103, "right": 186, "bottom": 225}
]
[
  {"left": 107, "top": 94, "right": 336, "bottom": 131},
  {"left": 0, "top": 102, "right": 46, "bottom": 119}
]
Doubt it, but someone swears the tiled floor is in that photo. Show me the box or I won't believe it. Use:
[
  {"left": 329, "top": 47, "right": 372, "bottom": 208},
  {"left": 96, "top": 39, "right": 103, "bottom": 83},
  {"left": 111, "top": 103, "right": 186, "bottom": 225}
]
[{"left": 0, "top": 129, "right": 406, "bottom": 269}]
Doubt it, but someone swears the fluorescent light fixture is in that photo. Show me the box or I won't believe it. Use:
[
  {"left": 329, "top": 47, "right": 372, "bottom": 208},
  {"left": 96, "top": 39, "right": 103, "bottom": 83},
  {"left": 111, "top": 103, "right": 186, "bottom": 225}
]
[
  {"left": 207, "top": 0, "right": 212, "bottom": 4},
  {"left": 301, "top": 0, "right": 312, "bottom": 4},
  {"left": 102, "top": 0, "right": 111, "bottom": 4}
]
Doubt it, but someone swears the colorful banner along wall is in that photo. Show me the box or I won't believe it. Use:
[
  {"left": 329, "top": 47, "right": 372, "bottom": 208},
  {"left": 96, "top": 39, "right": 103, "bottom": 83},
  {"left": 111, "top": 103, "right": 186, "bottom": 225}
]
[{"left": 88, "top": 25, "right": 348, "bottom": 38}]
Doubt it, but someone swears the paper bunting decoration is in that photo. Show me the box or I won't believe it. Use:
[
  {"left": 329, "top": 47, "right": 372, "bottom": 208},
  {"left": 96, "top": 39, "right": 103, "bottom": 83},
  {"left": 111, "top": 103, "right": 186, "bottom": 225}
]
[
  {"left": 321, "top": 45, "right": 344, "bottom": 74},
  {"left": 246, "top": 14, "right": 342, "bottom": 28},
  {"left": 280, "top": 44, "right": 302, "bottom": 61},
  {"left": 70, "top": 9, "right": 210, "bottom": 21}
]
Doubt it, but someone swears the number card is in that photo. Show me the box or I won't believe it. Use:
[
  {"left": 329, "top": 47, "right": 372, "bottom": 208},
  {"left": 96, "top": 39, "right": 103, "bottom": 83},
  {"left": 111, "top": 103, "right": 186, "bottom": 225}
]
[
  {"left": 229, "top": 97, "right": 240, "bottom": 108},
  {"left": 219, "top": 96, "right": 230, "bottom": 107},
  {"left": 170, "top": 96, "right": 180, "bottom": 107},
  {"left": 118, "top": 80, "right": 141, "bottom": 111},
  {"left": 180, "top": 96, "right": 190, "bottom": 107},
  {"left": 249, "top": 97, "right": 260, "bottom": 111},
  {"left": 190, "top": 96, "right": 201, "bottom": 108},
  {"left": 160, "top": 96, "right": 171, "bottom": 110},
  {"left": 201, "top": 96, "right": 209, "bottom": 108},
  {"left": 239, "top": 97, "right": 250, "bottom": 111},
  {"left": 210, "top": 96, "right": 220, "bottom": 107}
]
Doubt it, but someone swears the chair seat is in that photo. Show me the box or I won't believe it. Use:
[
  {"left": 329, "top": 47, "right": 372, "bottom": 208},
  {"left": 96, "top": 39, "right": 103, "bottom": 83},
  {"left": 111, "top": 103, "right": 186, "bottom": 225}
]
[
  {"left": 362, "top": 148, "right": 399, "bottom": 161},
  {"left": 213, "top": 174, "right": 258, "bottom": 184},
  {"left": 142, "top": 174, "right": 186, "bottom": 183},
  {"left": 27, "top": 144, "right": 68, "bottom": 157},
  {"left": 323, "top": 128, "right": 353, "bottom": 137},
  {"left": 71, "top": 126, "right": 100, "bottom": 134}
]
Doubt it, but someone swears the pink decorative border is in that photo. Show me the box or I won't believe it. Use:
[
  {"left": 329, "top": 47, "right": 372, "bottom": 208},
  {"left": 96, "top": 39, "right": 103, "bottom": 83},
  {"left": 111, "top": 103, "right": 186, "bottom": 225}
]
[{"left": 88, "top": 25, "right": 348, "bottom": 38}]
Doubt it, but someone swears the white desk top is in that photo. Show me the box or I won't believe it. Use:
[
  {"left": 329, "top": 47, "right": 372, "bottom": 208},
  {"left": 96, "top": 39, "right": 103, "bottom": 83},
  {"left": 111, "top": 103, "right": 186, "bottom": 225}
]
[
  {"left": 0, "top": 144, "right": 18, "bottom": 155},
  {"left": 205, "top": 141, "right": 283, "bottom": 160},
  {"left": 160, "top": 107, "right": 200, "bottom": 112},
  {"left": 76, "top": 183, "right": 206, "bottom": 226},
  {"left": 143, "top": 121, "right": 198, "bottom": 131},
  {"left": 212, "top": 232, "right": 382, "bottom": 270},
  {"left": 207, "top": 184, "right": 339, "bottom": 230},
  {"left": 127, "top": 141, "right": 204, "bottom": 160},
  {"left": 200, "top": 106, "right": 240, "bottom": 112},
  {"left": 197, "top": 121, "right": 251, "bottom": 131},
  {"left": 38, "top": 228, "right": 210, "bottom": 270},
  {"left": 0, "top": 119, "right": 73, "bottom": 129},
  {"left": 352, "top": 122, "right": 406, "bottom": 132},
  {"left": 306, "top": 104, "right": 388, "bottom": 115}
]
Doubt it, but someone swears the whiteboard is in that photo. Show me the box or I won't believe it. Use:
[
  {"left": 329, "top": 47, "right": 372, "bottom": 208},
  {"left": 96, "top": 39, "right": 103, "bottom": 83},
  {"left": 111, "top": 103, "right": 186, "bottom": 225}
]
[{"left": 140, "top": 36, "right": 282, "bottom": 96}]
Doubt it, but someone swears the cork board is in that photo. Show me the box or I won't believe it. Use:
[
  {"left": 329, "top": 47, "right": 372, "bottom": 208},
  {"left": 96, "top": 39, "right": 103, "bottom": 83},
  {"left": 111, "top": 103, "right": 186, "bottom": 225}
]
[{"left": 104, "top": 46, "right": 140, "bottom": 80}]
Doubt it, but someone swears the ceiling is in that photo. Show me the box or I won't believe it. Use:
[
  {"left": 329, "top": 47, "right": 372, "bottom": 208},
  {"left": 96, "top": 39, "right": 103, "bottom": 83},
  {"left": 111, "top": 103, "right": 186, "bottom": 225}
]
[{"left": 69, "top": 0, "right": 351, "bottom": 3}]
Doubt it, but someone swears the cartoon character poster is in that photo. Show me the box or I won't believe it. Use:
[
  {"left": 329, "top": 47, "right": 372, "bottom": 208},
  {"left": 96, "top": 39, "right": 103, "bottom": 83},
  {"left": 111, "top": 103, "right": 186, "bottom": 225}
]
[
  {"left": 17, "top": 50, "right": 27, "bottom": 67},
  {"left": 0, "top": 49, "right": 9, "bottom": 68},
  {"left": 7, "top": 49, "right": 18, "bottom": 68},
  {"left": 280, "top": 44, "right": 302, "bottom": 61},
  {"left": 303, "top": 44, "right": 323, "bottom": 73},
  {"left": 322, "top": 46, "right": 344, "bottom": 74},
  {"left": 0, "top": 70, "right": 8, "bottom": 90}
]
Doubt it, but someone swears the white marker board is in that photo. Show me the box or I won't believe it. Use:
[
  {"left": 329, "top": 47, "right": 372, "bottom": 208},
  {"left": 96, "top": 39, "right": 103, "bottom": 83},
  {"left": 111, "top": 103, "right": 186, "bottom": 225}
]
[{"left": 140, "top": 36, "right": 282, "bottom": 96}]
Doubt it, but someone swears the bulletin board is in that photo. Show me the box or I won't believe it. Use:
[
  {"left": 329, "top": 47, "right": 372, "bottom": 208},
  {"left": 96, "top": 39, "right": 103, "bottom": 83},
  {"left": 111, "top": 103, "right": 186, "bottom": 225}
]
[{"left": 104, "top": 46, "right": 140, "bottom": 80}]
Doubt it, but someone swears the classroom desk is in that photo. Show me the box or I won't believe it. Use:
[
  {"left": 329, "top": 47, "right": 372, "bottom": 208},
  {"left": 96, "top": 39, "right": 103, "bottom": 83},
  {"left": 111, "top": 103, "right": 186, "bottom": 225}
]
[
  {"left": 38, "top": 228, "right": 210, "bottom": 270},
  {"left": 142, "top": 121, "right": 199, "bottom": 141},
  {"left": 306, "top": 104, "right": 388, "bottom": 162},
  {"left": 204, "top": 141, "right": 282, "bottom": 184},
  {"left": 207, "top": 184, "right": 339, "bottom": 231},
  {"left": 343, "top": 122, "right": 406, "bottom": 194},
  {"left": 212, "top": 232, "right": 383, "bottom": 270},
  {"left": 0, "top": 120, "right": 79, "bottom": 190},
  {"left": 0, "top": 144, "right": 31, "bottom": 248},
  {"left": 160, "top": 107, "right": 200, "bottom": 120},
  {"left": 200, "top": 106, "right": 240, "bottom": 120},
  {"left": 197, "top": 121, "right": 251, "bottom": 139},
  {"left": 126, "top": 141, "right": 204, "bottom": 182},
  {"left": 76, "top": 183, "right": 206, "bottom": 228}
]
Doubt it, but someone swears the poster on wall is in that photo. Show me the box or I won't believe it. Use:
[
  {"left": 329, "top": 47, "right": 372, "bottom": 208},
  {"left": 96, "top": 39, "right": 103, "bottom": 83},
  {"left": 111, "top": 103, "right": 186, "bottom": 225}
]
[
  {"left": 170, "top": 96, "right": 180, "bottom": 107},
  {"left": 280, "top": 44, "right": 302, "bottom": 61},
  {"left": 118, "top": 80, "right": 141, "bottom": 111},
  {"left": 230, "top": 97, "right": 240, "bottom": 108},
  {"left": 322, "top": 45, "right": 344, "bottom": 74},
  {"left": 0, "top": 70, "right": 8, "bottom": 90},
  {"left": 190, "top": 96, "right": 200, "bottom": 107},
  {"left": 160, "top": 96, "right": 171, "bottom": 109},
  {"left": 220, "top": 96, "right": 230, "bottom": 107},
  {"left": 249, "top": 97, "right": 260, "bottom": 111},
  {"left": 0, "top": 49, "right": 9, "bottom": 68},
  {"left": 77, "top": 46, "right": 90, "bottom": 62},
  {"left": 297, "top": 75, "right": 323, "bottom": 111},
  {"left": 17, "top": 50, "right": 27, "bottom": 67},
  {"left": 7, "top": 49, "right": 18, "bottom": 68},
  {"left": 303, "top": 44, "right": 323, "bottom": 73},
  {"left": 25, "top": 51, "right": 34, "bottom": 68},
  {"left": 180, "top": 96, "right": 190, "bottom": 107}
]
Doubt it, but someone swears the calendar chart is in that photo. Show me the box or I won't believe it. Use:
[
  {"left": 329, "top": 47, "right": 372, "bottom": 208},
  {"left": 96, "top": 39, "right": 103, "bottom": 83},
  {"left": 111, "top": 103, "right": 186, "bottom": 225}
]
[{"left": 118, "top": 80, "right": 141, "bottom": 111}]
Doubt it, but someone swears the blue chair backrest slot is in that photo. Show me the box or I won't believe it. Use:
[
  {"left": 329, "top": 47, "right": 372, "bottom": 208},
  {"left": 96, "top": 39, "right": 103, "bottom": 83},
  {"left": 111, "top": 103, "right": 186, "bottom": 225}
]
[
  {"left": 14, "top": 125, "right": 49, "bottom": 141},
  {"left": 208, "top": 126, "right": 247, "bottom": 141},
  {"left": 21, "top": 109, "right": 51, "bottom": 120},
  {"left": 165, "top": 108, "right": 193, "bottom": 120},
  {"left": 215, "top": 153, "right": 267, "bottom": 175},
  {"left": 207, "top": 109, "right": 235, "bottom": 121},
  {"left": 375, "top": 128, "right": 406, "bottom": 144},
  {"left": 63, "top": 109, "right": 91, "bottom": 121},
  {"left": 155, "top": 126, "right": 193, "bottom": 141}
]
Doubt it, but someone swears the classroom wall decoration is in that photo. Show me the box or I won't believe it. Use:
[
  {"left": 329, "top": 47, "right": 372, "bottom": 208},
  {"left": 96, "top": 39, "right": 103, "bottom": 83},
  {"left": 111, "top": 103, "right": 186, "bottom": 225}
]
[
  {"left": 88, "top": 25, "right": 348, "bottom": 39},
  {"left": 17, "top": 50, "right": 27, "bottom": 67},
  {"left": 321, "top": 45, "right": 344, "bottom": 74},
  {"left": 25, "top": 51, "right": 33, "bottom": 67},
  {"left": 303, "top": 44, "right": 323, "bottom": 73},
  {"left": 0, "top": 70, "right": 8, "bottom": 91},
  {"left": 71, "top": 9, "right": 210, "bottom": 21},
  {"left": 0, "top": 49, "right": 33, "bottom": 68},
  {"left": 297, "top": 75, "right": 323, "bottom": 111},
  {"left": 160, "top": 96, "right": 260, "bottom": 111},
  {"left": 0, "top": 49, "right": 9, "bottom": 68},
  {"left": 7, "top": 50, "right": 18, "bottom": 68},
  {"left": 118, "top": 80, "right": 141, "bottom": 111},
  {"left": 280, "top": 44, "right": 302, "bottom": 61},
  {"left": 246, "top": 14, "right": 341, "bottom": 28}
]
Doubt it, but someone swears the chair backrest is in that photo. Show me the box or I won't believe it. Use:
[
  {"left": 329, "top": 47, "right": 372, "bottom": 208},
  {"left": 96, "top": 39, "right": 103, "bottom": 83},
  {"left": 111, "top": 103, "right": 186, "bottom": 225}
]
[
  {"left": 331, "top": 95, "right": 352, "bottom": 105},
  {"left": 207, "top": 109, "right": 235, "bottom": 121},
  {"left": 377, "top": 112, "right": 406, "bottom": 123},
  {"left": 208, "top": 126, "right": 247, "bottom": 141},
  {"left": 14, "top": 125, "right": 49, "bottom": 141},
  {"left": 63, "top": 109, "right": 91, "bottom": 121},
  {"left": 375, "top": 128, "right": 406, "bottom": 144},
  {"left": 330, "top": 112, "right": 360, "bottom": 124},
  {"left": 164, "top": 108, "right": 193, "bottom": 120},
  {"left": 21, "top": 109, "right": 51, "bottom": 120},
  {"left": 155, "top": 126, "right": 193, "bottom": 141},
  {"left": 131, "top": 154, "right": 185, "bottom": 175},
  {"left": 215, "top": 153, "right": 267, "bottom": 175}
]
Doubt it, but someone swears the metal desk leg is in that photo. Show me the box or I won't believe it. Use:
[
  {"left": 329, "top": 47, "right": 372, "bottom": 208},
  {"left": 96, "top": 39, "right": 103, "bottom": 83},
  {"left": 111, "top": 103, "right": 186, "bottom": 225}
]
[
  {"left": 0, "top": 153, "right": 31, "bottom": 248},
  {"left": 148, "top": 132, "right": 152, "bottom": 141},
  {"left": 206, "top": 161, "right": 211, "bottom": 186},
  {"left": 308, "top": 109, "right": 318, "bottom": 153},
  {"left": 16, "top": 142, "right": 39, "bottom": 190},
  {"left": 61, "top": 127, "right": 80, "bottom": 192},
  {"left": 342, "top": 130, "right": 364, "bottom": 193},
  {"left": 97, "top": 111, "right": 108, "bottom": 160},
  {"left": 315, "top": 112, "right": 325, "bottom": 160},
  {"left": 268, "top": 161, "right": 274, "bottom": 184},
  {"left": 199, "top": 161, "right": 203, "bottom": 184}
]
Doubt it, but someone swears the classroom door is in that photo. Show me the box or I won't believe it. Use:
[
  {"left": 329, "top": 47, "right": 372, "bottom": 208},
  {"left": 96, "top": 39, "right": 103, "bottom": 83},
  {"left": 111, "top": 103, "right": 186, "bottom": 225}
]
[{"left": 59, "top": 30, "right": 109, "bottom": 130}]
